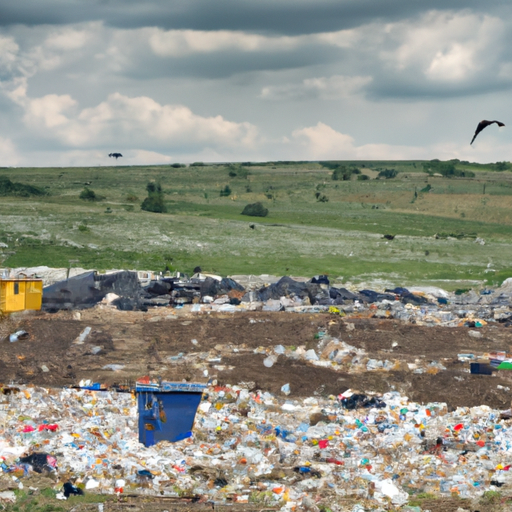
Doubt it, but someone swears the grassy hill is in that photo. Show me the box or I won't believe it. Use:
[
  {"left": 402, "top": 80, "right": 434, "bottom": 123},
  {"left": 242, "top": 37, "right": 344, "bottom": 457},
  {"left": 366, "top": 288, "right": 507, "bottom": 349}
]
[{"left": 1, "top": 159, "right": 512, "bottom": 289}]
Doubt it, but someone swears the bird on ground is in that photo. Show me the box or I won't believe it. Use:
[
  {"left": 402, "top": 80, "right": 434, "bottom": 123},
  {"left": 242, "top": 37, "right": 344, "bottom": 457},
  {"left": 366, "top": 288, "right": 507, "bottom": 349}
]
[{"left": 470, "top": 120, "right": 505, "bottom": 145}]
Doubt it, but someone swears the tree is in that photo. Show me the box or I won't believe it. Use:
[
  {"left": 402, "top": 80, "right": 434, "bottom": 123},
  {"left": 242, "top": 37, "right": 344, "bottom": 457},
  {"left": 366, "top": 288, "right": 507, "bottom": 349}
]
[
  {"left": 141, "top": 182, "right": 167, "bottom": 213},
  {"left": 220, "top": 185, "right": 232, "bottom": 197}
]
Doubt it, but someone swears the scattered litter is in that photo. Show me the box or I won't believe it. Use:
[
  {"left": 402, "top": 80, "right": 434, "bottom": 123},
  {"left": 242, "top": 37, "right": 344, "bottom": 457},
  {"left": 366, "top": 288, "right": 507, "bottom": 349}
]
[
  {"left": 102, "top": 364, "right": 125, "bottom": 371},
  {"left": 0, "top": 383, "right": 511, "bottom": 505},
  {"left": 0, "top": 491, "right": 16, "bottom": 503},
  {"left": 63, "top": 481, "right": 84, "bottom": 498},
  {"left": 263, "top": 355, "right": 277, "bottom": 367},
  {"left": 73, "top": 326, "right": 91, "bottom": 345},
  {"left": 9, "top": 330, "right": 28, "bottom": 343}
]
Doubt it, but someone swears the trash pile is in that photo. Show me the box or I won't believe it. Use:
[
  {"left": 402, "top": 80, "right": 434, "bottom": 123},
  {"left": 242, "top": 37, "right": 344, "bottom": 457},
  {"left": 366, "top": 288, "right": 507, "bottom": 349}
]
[
  {"left": 2, "top": 383, "right": 512, "bottom": 509},
  {"left": 36, "top": 268, "right": 512, "bottom": 328}
]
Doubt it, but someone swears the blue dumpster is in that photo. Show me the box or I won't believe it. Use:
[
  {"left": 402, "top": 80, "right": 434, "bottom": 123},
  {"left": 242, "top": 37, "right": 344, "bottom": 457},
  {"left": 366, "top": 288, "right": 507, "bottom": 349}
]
[{"left": 136, "top": 381, "right": 207, "bottom": 447}]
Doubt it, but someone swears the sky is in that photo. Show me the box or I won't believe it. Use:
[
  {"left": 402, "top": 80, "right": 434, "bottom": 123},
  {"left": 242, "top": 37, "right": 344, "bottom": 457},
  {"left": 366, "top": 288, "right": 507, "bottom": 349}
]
[{"left": 1, "top": 0, "right": 512, "bottom": 167}]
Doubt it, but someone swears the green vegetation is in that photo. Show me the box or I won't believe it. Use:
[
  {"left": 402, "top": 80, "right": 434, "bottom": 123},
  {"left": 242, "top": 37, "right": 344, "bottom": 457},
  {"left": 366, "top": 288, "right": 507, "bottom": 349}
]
[
  {"left": 220, "top": 184, "right": 232, "bottom": 197},
  {"left": 423, "top": 159, "right": 475, "bottom": 178},
  {"left": 330, "top": 165, "right": 360, "bottom": 181},
  {"left": 79, "top": 187, "right": 97, "bottom": 201},
  {"left": 0, "top": 176, "right": 46, "bottom": 197},
  {"left": 0, "top": 487, "right": 113, "bottom": 512},
  {"left": 140, "top": 181, "right": 166, "bottom": 213},
  {"left": 0, "top": 160, "right": 512, "bottom": 288},
  {"left": 241, "top": 201, "right": 269, "bottom": 217},
  {"left": 227, "top": 163, "right": 250, "bottom": 179},
  {"left": 377, "top": 168, "right": 398, "bottom": 179}
]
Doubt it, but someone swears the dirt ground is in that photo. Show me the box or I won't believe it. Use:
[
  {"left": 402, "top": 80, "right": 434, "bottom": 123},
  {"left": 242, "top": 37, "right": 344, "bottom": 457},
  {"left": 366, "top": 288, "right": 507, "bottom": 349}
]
[{"left": 2, "top": 306, "right": 512, "bottom": 410}]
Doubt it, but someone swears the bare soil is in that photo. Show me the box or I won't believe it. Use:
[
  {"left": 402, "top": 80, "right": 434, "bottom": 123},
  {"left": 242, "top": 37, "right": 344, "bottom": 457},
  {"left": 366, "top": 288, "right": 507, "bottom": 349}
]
[{"left": 2, "top": 307, "right": 512, "bottom": 410}]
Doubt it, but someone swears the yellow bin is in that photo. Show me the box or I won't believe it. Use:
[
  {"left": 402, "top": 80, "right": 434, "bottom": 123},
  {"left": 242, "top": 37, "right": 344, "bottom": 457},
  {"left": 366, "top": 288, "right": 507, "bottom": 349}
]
[{"left": 0, "top": 279, "right": 43, "bottom": 313}]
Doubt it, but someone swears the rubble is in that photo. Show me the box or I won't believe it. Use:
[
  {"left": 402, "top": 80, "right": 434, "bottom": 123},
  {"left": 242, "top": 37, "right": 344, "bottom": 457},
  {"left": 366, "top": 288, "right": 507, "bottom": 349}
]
[{"left": 17, "top": 265, "right": 511, "bottom": 331}]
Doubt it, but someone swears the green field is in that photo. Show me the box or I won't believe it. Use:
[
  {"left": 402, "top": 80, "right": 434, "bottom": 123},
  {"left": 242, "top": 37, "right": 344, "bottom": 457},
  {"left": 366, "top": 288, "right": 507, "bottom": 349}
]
[{"left": 1, "top": 159, "right": 512, "bottom": 289}]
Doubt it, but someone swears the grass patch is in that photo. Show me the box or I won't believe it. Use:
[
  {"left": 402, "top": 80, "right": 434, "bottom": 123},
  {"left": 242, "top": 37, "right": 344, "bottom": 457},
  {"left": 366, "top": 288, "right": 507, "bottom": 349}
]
[{"left": 0, "top": 160, "right": 511, "bottom": 287}]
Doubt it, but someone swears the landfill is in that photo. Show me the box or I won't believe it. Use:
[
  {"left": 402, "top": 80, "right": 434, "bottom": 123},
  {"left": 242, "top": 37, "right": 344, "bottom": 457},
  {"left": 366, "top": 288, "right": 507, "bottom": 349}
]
[
  {"left": 7, "top": 265, "right": 512, "bottom": 327},
  {"left": 2, "top": 269, "right": 512, "bottom": 510},
  {"left": 1, "top": 381, "right": 512, "bottom": 510}
]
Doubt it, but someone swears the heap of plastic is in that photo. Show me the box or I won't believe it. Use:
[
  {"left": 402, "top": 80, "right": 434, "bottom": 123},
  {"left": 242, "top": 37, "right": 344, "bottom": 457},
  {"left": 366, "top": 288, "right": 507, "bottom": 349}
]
[{"left": 2, "top": 382, "right": 512, "bottom": 510}]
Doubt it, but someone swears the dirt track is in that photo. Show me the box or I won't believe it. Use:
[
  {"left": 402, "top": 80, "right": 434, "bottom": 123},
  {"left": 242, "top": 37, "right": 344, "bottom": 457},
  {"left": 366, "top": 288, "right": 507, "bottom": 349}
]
[{"left": 2, "top": 307, "right": 512, "bottom": 410}]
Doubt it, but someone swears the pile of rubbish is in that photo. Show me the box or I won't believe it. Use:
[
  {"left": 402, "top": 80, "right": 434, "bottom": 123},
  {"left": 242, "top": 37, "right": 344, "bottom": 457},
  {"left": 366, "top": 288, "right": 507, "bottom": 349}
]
[
  {"left": 37, "top": 270, "right": 512, "bottom": 329},
  {"left": 2, "top": 383, "right": 512, "bottom": 509}
]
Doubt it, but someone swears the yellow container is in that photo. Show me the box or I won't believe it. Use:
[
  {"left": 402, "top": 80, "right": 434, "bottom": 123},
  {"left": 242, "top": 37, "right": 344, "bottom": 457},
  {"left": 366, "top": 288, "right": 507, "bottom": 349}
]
[{"left": 0, "top": 279, "right": 43, "bottom": 313}]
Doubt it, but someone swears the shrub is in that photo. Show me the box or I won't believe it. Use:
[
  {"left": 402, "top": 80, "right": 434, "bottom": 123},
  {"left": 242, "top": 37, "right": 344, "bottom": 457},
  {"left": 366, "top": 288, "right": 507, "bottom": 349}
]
[
  {"left": 332, "top": 166, "right": 358, "bottom": 181},
  {"left": 423, "top": 160, "right": 475, "bottom": 178},
  {"left": 0, "top": 176, "right": 47, "bottom": 197},
  {"left": 79, "top": 187, "right": 97, "bottom": 201},
  {"left": 357, "top": 174, "right": 369, "bottom": 181},
  {"left": 377, "top": 168, "right": 398, "bottom": 179},
  {"left": 315, "top": 192, "right": 329, "bottom": 202},
  {"left": 227, "top": 164, "right": 250, "bottom": 179},
  {"left": 220, "top": 185, "right": 232, "bottom": 197},
  {"left": 126, "top": 192, "right": 138, "bottom": 202},
  {"left": 141, "top": 181, "right": 167, "bottom": 213},
  {"left": 493, "top": 161, "right": 510, "bottom": 171},
  {"left": 241, "top": 202, "right": 269, "bottom": 217}
]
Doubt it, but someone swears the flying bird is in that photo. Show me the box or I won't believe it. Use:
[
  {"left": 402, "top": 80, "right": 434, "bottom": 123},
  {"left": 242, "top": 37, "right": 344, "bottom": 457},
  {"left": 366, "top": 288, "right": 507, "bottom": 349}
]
[
  {"left": 108, "top": 152, "right": 123, "bottom": 159},
  {"left": 470, "top": 120, "right": 505, "bottom": 145}
]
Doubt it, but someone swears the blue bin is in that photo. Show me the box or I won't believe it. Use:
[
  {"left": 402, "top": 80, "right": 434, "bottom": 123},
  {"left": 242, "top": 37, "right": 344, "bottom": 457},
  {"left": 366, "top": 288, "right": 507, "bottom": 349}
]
[{"left": 136, "top": 381, "right": 207, "bottom": 447}]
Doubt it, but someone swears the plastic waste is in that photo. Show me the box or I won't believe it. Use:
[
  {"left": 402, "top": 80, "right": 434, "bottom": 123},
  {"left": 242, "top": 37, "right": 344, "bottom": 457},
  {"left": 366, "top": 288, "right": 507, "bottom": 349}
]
[
  {"left": 18, "top": 453, "right": 57, "bottom": 473},
  {"left": 281, "top": 383, "right": 291, "bottom": 395},
  {"left": 263, "top": 355, "right": 277, "bottom": 367},
  {"left": 0, "top": 491, "right": 16, "bottom": 503},
  {"left": 9, "top": 330, "right": 28, "bottom": 343},
  {"left": 73, "top": 326, "right": 91, "bottom": 345},
  {"left": 2, "top": 379, "right": 512, "bottom": 504},
  {"left": 102, "top": 364, "right": 125, "bottom": 371},
  {"left": 63, "top": 482, "right": 84, "bottom": 498}
]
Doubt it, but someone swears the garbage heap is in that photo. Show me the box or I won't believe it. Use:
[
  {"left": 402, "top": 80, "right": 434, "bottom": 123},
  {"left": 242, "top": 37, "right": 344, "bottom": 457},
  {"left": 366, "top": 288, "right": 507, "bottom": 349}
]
[{"left": 1, "top": 384, "right": 512, "bottom": 509}]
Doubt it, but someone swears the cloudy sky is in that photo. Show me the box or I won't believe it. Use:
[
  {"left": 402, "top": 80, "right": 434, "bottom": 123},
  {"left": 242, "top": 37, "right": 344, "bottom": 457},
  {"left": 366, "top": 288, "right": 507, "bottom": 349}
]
[{"left": 1, "top": 0, "right": 512, "bottom": 167}]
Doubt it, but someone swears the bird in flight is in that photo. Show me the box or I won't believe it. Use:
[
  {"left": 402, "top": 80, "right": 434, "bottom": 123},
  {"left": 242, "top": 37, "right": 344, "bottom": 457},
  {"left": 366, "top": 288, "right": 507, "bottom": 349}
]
[{"left": 470, "top": 120, "right": 505, "bottom": 145}]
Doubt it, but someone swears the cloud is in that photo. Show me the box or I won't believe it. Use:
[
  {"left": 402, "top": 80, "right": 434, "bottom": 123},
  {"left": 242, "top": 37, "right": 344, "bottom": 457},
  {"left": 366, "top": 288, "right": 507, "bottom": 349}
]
[
  {"left": 0, "top": 36, "right": 19, "bottom": 79},
  {"left": 25, "top": 93, "right": 77, "bottom": 128},
  {"left": 0, "top": 136, "right": 20, "bottom": 166},
  {"left": 261, "top": 75, "right": 372, "bottom": 100},
  {"left": 44, "top": 27, "right": 91, "bottom": 50},
  {"left": 365, "top": 11, "right": 512, "bottom": 98},
  {"left": 1, "top": 0, "right": 509, "bottom": 36},
  {"left": 19, "top": 91, "right": 259, "bottom": 152},
  {"left": 149, "top": 29, "right": 300, "bottom": 57},
  {"left": 289, "top": 122, "right": 425, "bottom": 160}
]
